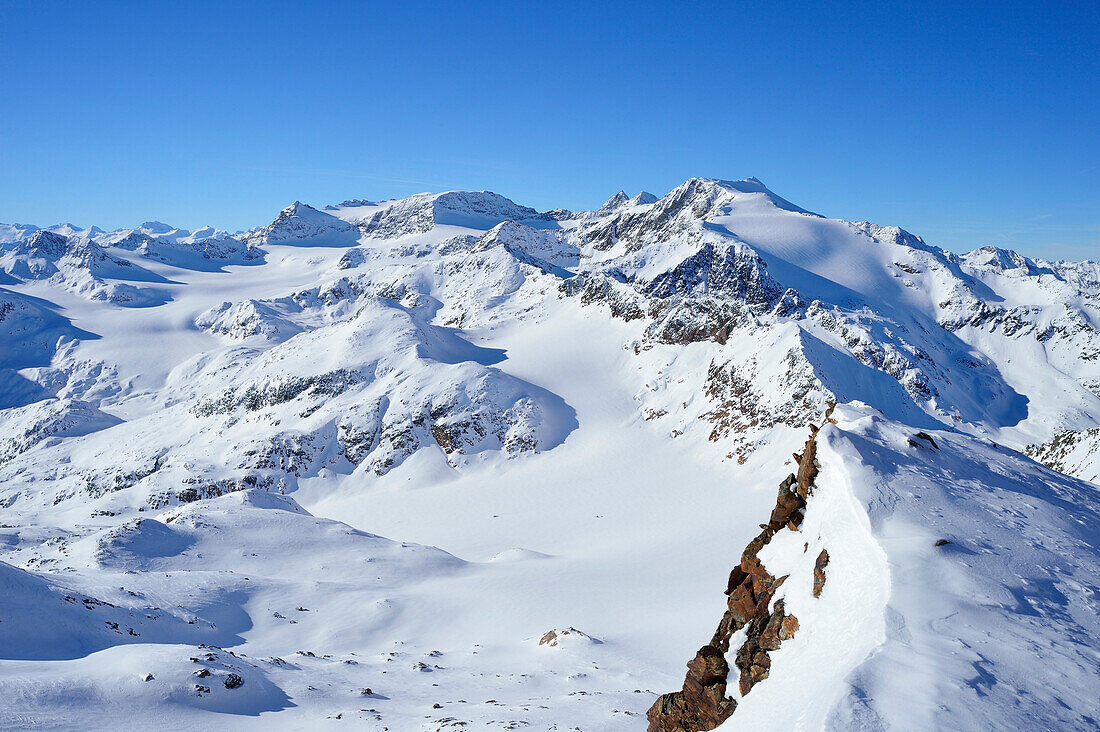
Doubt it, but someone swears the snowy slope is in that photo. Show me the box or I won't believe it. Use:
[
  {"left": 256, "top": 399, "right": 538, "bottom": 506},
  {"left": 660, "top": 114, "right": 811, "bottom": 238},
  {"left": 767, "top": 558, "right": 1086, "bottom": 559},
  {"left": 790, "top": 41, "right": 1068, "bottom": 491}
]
[
  {"left": 1, "top": 178, "right": 1099, "bottom": 730},
  {"left": 705, "top": 404, "right": 1100, "bottom": 730},
  {"left": 815, "top": 405, "right": 1100, "bottom": 730}
]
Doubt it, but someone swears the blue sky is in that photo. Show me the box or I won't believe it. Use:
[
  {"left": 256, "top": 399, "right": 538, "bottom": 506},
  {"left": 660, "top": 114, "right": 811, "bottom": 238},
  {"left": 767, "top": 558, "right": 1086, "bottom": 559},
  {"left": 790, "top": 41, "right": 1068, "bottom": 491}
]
[{"left": 1, "top": 1, "right": 1096, "bottom": 258}]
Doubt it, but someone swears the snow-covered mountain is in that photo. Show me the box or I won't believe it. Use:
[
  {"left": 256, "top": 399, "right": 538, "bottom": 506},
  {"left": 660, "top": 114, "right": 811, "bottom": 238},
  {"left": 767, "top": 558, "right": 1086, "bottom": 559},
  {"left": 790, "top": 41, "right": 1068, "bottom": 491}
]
[{"left": 1, "top": 178, "right": 1098, "bottom": 730}]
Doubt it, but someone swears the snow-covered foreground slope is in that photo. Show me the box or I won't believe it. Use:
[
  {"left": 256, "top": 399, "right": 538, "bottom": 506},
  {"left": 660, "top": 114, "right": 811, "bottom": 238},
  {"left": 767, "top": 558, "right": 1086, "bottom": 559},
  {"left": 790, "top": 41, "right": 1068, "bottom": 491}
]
[
  {"left": 817, "top": 405, "right": 1100, "bottom": 730},
  {"left": 2, "top": 178, "right": 1099, "bottom": 730},
  {"left": 718, "top": 405, "right": 1100, "bottom": 730}
]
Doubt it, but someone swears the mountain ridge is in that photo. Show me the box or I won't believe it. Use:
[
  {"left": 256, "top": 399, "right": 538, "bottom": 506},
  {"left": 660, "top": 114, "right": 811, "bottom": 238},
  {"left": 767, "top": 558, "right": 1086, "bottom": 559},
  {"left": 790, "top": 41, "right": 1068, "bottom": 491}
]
[{"left": 1, "top": 176, "right": 1098, "bottom": 729}]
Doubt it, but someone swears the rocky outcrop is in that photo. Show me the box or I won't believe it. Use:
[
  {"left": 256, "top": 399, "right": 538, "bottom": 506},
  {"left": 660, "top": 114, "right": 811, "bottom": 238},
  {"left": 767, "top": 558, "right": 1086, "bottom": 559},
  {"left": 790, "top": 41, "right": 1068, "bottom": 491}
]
[
  {"left": 577, "top": 177, "right": 805, "bottom": 253},
  {"left": 472, "top": 220, "right": 580, "bottom": 269},
  {"left": 1025, "top": 427, "right": 1100, "bottom": 483},
  {"left": 647, "top": 414, "right": 831, "bottom": 732},
  {"left": 195, "top": 300, "right": 301, "bottom": 341},
  {"left": 813, "top": 549, "right": 830, "bottom": 598},
  {"left": 645, "top": 241, "right": 784, "bottom": 308},
  {"left": 0, "top": 398, "right": 122, "bottom": 464},
  {"left": 357, "top": 191, "right": 544, "bottom": 239},
  {"left": 559, "top": 272, "right": 647, "bottom": 322},
  {"left": 244, "top": 202, "right": 358, "bottom": 246}
]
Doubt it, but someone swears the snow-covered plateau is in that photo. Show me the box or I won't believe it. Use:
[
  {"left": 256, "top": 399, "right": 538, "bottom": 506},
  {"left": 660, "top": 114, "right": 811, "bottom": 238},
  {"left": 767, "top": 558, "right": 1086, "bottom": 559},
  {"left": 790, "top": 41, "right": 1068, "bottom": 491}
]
[{"left": 1, "top": 178, "right": 1098, "bottom": 730}]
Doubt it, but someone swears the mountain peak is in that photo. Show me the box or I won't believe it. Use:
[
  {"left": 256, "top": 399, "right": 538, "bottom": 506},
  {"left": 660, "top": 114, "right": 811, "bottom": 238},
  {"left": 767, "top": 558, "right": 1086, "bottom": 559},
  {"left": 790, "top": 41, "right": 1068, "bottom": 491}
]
[
  {"left": 964, "top": 245, "right": 1037, "bottom": 272},
  {"left": 245, "top": 200, "right": 357, "bottom": 246},
  {"left": 595, "top": 190, "right": 659, "bottom": 218},
  {"left": 664, "top": 177, "right": 814, "bottom": 215},
  {"left": 137, "top": 221, "right": 175, "bottom": 234},
  {"left": 597, "top": 191, "right": 630, "bottom": 216},
  {"left": 16, "top": 229, "right": 73, "bottom": 258}
]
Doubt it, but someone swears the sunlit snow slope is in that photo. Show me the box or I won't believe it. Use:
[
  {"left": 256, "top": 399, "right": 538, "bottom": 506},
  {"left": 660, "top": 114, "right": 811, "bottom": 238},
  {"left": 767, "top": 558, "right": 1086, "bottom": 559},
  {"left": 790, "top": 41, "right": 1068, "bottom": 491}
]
[{"left": 1, "top": 178, "right": 1098, "bottom": 730}]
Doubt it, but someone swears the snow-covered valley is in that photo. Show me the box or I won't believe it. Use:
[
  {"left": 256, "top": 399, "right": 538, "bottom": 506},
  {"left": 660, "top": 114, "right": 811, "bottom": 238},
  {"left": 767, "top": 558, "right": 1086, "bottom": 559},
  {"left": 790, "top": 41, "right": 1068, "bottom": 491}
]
[{"left": 1, "top": 178, "right": 1098, "bottom": 730}]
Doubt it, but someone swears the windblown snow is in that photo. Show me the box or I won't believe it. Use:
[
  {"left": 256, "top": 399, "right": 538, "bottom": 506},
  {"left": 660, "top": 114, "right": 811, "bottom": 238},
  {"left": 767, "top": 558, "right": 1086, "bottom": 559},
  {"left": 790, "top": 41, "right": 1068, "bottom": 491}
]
[{"left": 1, "top": 178, "right": 1098, "bottom": 730}]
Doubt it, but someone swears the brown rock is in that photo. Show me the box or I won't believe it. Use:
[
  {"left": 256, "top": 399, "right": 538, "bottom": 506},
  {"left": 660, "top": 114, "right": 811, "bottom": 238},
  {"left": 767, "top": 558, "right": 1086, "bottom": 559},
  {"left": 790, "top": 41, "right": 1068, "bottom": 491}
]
[
  {"left": 779, "top": 614, "right": 799, "bottom": 640},
  {"left": 725, "top": 566, "right": 746, "bottom": 594},
  {"left": 728, "top": 584, "right": 757, "bottom": 626},
  {"left": 757, "top": 602, "right": 786, "bottom": 651},
  {"left": 648, "top": 422, "right": 822, "bottom": 730},
  {"left": 686, "top": 645, "right": 728, "bottom": 686},
  {"left": 813, "top": 549, "right": 830, "bottom": 598},
  {"left": 431, "top": 425, "right": 457, "bottom": 453},
  {"left": 710, "top": 612, "right": 735, "bottom": 652},
  {"left": 740, "top": 532, "right": 769, "bottom": 564}
]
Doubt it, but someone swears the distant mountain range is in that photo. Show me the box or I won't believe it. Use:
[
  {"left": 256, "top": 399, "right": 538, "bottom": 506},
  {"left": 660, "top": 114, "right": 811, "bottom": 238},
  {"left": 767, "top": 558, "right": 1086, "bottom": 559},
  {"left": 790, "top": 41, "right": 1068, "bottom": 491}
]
[{"left": 1, "top": 178, "right": 1097, "bottom": 730}]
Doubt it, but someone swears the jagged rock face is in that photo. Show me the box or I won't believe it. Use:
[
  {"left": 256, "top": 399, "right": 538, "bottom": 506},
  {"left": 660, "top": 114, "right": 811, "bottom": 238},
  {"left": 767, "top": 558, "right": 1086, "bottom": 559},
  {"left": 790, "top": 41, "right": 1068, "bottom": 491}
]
[
  {"left": 813, "top": 549, "right": 830, "bottom": 598},
  {"left": 576, "top": 178, "right": 734, "bottom": 252},
  {"left": 14, "top": 230, "right": 73, "bottom": 259},
  {"left": 472, "top": 220, "right": 580, "bottom": 269},
  {"left": 2, "top": 231, "right": 81, "bottom": 279},
  {"left": 244, "top": 202, "right": 358, "bottom": 245},
  {"left": 11, "top": 223, "right": 265, "bottom": 272},
  {"left": 645, "top": 241, "right": 784, "bottom": 307},
  {"left": 108, "top": 230, "right": 159, "bottom": 252},
  {"left": 645, "top": 298, "right": 750, "bottom": 345},
  {"left": 849, "top": 221, "right": 948, "bottom": 258},
  {"left": 559, "top": 273, "right": 647, "bottom": 322},
  {"left": 0, "top": 398, "right": 122, "bottom": 464},
  {"left": 357, "top": 191, "right": 546, "bottom": 239},
  {"left": 597, "top": 191, "right": 631, "bottom": 217},
  {"left": 699, "top": 348, "right": 824, "bottom": 460},
  {"left": 649, "top": 643, "right": 736, "bottom": 732},
  {"left": 576, "top": 177, "right": 809, "bottom": 255},
  {"left": 648, "top": 421, "right": 829, "bottom": 731},
  {"left": 151, "top": 235, "right": 261, "bottom": 264},
  {"left": 0, "top": 232, "right": 172, "bottom": 307},
  {"left": 964, "top": 245, "right": 1052, "bottom": 275},
  {"left": 1026, "top": 428, "right": 1100, "bottom": 483}
]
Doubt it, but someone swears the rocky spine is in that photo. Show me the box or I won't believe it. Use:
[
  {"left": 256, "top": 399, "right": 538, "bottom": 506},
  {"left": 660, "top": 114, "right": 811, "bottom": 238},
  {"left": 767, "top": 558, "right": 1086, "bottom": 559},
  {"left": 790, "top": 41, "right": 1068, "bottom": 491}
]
[{"left": 647, "top": 408, "right": 833, "bottom": 731}]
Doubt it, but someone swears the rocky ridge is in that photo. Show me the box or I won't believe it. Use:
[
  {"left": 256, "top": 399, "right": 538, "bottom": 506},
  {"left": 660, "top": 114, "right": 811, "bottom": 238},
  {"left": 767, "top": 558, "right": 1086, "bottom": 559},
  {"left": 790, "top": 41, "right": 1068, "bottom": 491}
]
[{"left": 647, "top": 407, "right": 833, "bottom": 731}]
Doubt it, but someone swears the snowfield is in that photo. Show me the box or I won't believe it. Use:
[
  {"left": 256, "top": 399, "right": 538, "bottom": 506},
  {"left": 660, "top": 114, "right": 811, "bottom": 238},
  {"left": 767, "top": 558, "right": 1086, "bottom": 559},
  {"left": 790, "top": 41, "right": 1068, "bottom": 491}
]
[{"left": 1, "top": 178, "right": 1098, "bottom": 730}]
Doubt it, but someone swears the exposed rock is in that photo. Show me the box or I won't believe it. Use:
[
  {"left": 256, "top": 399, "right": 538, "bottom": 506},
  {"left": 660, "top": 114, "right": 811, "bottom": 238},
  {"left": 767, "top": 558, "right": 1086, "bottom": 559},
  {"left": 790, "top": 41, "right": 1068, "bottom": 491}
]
[
  {"left": 648, "top": 643, "right": 736, "bottom": 732},
  {"left": 537, "top": 627, "right": 599, "bottom": 647},
  {"left": 559, "top": 273, "right": 646, "bottom": 322},
  {"left": 644, "top": 241, "right": 783, "bottom": 308},
  {"left": 813, "top": 549, "right": 829, "bottom": 598},
  {"left": 431, "top": 424, "right": 459, "bottom": 454},
  {"left": 244, "top": 202, "right": 358, "bottom": 246},
  {"left": 648, "top": 420, "right": 828, "bottom": 731},
  {"left": 357, "top": 191, "right": 543, "bottom": 239},
  {"left": 914, "top": 431, "right": 940, "bottom": 450}
]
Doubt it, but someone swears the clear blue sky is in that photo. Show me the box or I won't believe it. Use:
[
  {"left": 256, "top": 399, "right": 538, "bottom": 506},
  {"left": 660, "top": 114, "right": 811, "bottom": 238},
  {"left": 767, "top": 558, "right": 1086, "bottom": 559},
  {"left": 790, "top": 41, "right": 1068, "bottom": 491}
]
[{"left": 1, "top": 1, "right": 1097, "bottom": 258}]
